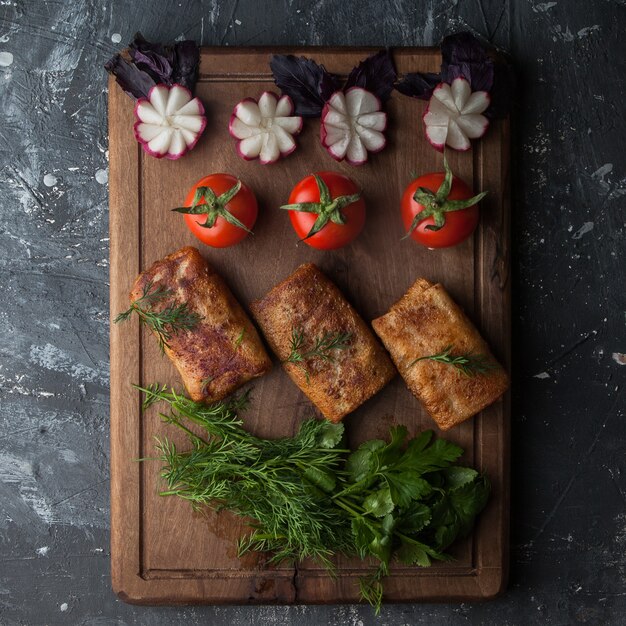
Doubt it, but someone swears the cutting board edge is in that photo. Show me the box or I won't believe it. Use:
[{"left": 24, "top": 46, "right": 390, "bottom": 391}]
[{"left": 109, "top": 44, "right": 511, "bottom": 606}]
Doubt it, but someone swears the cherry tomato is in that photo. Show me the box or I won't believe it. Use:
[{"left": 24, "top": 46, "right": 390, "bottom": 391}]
[
  {"left": 178, "top": 173, "right": 257, "bottom": 248},
  {"left": 282, "top": 171, "right": 365, "bottom": 250},
  {"left": 401, "top": 160, "right": 485, "bottom": 249}
]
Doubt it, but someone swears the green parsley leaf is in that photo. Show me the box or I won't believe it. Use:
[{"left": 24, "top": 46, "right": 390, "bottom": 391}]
[
  {"left": 363, "top": 488, "right": 395, "bottom": 517},
  {"left": 351, "top": 516, "right": 375, "bottom": 558},
  {"left": 397, "top": 437, "right": 464, "bottom": 474},
  {"left": 397, "top": 538, "right": 433, "bottom": 567},
  {"left": 396, "top": 504, "right": 432, "bottom": 534},
  {"left": 443, "top": 466, "right": 479, "bottom": 489},
  {"left": 385, "top": 471, "right": 432, "bottom": 508},
  {"left": 317, "top": 421, "right": 344, "bottom": 449}
]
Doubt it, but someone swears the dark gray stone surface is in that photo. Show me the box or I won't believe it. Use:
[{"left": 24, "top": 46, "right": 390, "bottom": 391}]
[{"left": 0, "top": 0, "right": 624, "bottom": 624}]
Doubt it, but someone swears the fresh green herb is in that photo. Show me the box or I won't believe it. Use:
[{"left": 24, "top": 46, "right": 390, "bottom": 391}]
[
  {"left": 409, "top": 345, "right": 496, "bottom": 377},
  {"left": 279, "top": 174, "right": 361, "bottom": 241},
  {"left": 403, "top": 157, "right": 488, "bottom": 237},
  {"left": 234, "top": 327, "right": 246, "bottom": 348},
  {"left": 139, "top": 386, "right": 490, "bottom": 613},
  {"left": 114, "top": 281, "right": 203, "bottom": 353},
  {"left": 285, "top": 328, "right": 352, "bottom": 381},
  {"left": 200, "top": 376, "right": 215, "bottom": 394},
  {"left": 172, "top": 181, "right": 253, "bottom": 234}
]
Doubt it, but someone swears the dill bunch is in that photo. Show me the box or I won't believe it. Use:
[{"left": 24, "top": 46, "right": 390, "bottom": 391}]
[{"left": 140, "top": 385, "right": 353, "bottom": 567}]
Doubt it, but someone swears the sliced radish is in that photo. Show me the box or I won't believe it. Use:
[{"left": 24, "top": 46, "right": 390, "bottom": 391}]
[
  {"left": 229, "top": 91, "right": 303, "bottom": 164},
  {"left": 423, "top": 77, "right": 490, "bottom": 152},
  {"left": 320, "top": 87, "right": 387, "bottom": 165},
  {"left": 133, "top": 84, "right": 206, "bottom": 160}
]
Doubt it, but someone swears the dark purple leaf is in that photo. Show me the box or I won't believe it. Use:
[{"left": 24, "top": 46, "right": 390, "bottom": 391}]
[
  {"left": 129, "top": 33, "right": 174, "bottom": 84},
  {"left": 105, "top": 32, "right": 200, "bottom": 100},
  {"left": 394, "top": 72, "right": 441, "bottom": 100},
  {"left": 441, "top": 32, "right": 489, "bottom": 66},
  {"left": 104, "top": 54, "right": 156, "bottom": 99},
  {"left": 444, "top": 60, "right": 494, "bottom": 92},
  {"left": 173, "top": 40, "right": 200, "bottom": 91},
  {"left": 132, "top": 49, "right": 173, "bottom": 82},
  {"left": 484, "top": 61, "right": 515, "bottom": 119},
  {"left": 440, "top": 32, "right": 495, "bottom": 93},
  {"left": 441, "top": 32, "right": 513, "bottom": 118},
  {"left": 344, "top": 50, "right": 397, "bottom": 102},
  {"left": 270, "top": 54, "right": 341, "bottom": 117}
]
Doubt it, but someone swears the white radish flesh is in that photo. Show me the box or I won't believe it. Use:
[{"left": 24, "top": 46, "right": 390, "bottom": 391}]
[
  {"left": 320, "top": 87, "right": 387, "bottom": 165},
  {"left": 345, "top": 87, "right": 380, "bottom": 116},
  {"left": 238, "top": 135, "right": 263, "bottom": 159},
  {"left": 357, "top": 112, "right": 386, "bottom": 131},
  {"left": 346, "top": 135, "right": 366, "bottom": 164},
  {"left": 229, "top": 92, "right": 302, "bottom": 163},
  {"left": 358, "top": 127, "right": 385, "bottom": 152},
  {"left": 235, "top": 100, "right": 262, "bottom": 126},
  {"left": 423, "top": 77, "right": 489, "bottom": 152},
  {"left": 260, "top": 132, "right": 279, "bottom": 164},
  {"left": 258, "top": 92, "right": 277, "bottom": 117},
  {"left": 134, "top": 83, "right": 206, "bottom": 160},
  {"left": 165, "top": 85, "right": 191, "bottom": 115}
]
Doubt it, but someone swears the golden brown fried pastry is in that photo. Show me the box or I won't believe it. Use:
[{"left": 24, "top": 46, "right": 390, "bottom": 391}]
[
  {"left": 130, "top": 246, "right": 271, "bottom": 402},
  {"left": 250, "top": 263, "right": 396, "bottom": 422},
  {"left": 372, "top": 278, "right": 509, "bottom": 430}
]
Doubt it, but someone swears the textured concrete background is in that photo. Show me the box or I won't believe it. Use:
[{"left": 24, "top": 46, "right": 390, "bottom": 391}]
[{"left": 0, "top": 0, "right": 624, "bottom": 624}]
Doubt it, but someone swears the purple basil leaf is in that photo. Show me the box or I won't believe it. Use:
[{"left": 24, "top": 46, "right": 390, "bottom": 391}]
[
  {"left": 441, "top": 31, "right": 494, "bottom": 93},
  {"left": 484, "top": 61, "right": 515, "bottom": 119},
  {"left": 173, "top": 40, "right": 200, "bottom": 91},
  {"left": 441, "top": 31, "right": 489, "bottom": 66},
  {"left": 105, "top": 32, "right": 201, "bottom": 100},
  {"left": 104, "top": 54, "right": 156, "bottom": 99},
  {"left": 394, "top": 71, "right": 441, "bottom": 100},
  {"left": 129, "top": 33, "right": 175, "bottom": 84},
  {"left": 132, "top": 49, "right": 173, "bottom": 82},
  {"left": 318, "top": 69, "right": 339, "bottom": 103},
  {"left": 441, "top": 31, "right": 513, "bottom": 117},
  {"left": 443, "top": 60, "right": 494, "bottom": 92},
  {"left": 270, "top": 54, "right": 340, "bottom": 117},
  {"left": 344, "top": 50, "right": 397, "bottom": 102}
]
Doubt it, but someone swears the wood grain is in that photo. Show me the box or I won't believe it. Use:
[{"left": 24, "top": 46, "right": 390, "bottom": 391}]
[{"left": 109, "top": 47, "right": 510, "bottom": 605}]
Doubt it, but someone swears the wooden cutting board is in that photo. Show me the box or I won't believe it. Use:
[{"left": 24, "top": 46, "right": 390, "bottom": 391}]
[{"left": 109, "top": 47, "right": 510, "bottom": 605}]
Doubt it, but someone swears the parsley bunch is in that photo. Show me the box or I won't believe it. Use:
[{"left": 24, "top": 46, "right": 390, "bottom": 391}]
[{"left": 139, "top": 385, "right": 490, "bottom": 613}]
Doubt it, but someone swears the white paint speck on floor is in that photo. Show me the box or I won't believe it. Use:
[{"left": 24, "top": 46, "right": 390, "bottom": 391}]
[
  {"left": 95, "top": 169, "right": 108, "bottom": 185},
  {"left": 0, "top": 51, "right": 13, "bottom": 67}
]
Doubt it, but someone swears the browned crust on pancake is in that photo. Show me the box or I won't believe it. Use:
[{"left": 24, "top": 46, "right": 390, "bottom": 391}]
[
  {"left": 372, "top": 278, "right": 509, "bottom": 430},
  {"left": 130, "top": 246, "right": 271, "bottom": 402},
  {"left": 250, "top": 264, "right": 396, "bottom": 422}
]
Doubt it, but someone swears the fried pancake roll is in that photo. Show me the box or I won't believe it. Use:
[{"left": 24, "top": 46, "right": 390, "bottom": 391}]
[
  {"left": 130, "top": 246, "right": 271, "bottom": 402},
  {"left": 372, "top": 278, "right": 509, "bottom": 430},
  {"left": 250, "top": 263, "right": 396, "bottom": 422}
]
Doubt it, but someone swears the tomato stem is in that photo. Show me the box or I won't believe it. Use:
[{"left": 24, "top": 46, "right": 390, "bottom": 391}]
[
  {"left": 280, "top": 174, "right": 361, "bottom": 241},
  {"left": 403, "top": 158, "right": 487, "bottom": 238},
  {"left": 172, "top": 180, "right": 254, "bottom": 234}
]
